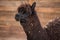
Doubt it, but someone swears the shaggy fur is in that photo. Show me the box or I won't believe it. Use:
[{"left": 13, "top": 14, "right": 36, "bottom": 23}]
[
  {"left": 15, "top": 2, "right": 60, "bottom": 40},
  {"left": 46, "top": 17, "right": 60, "bottom": 40}
]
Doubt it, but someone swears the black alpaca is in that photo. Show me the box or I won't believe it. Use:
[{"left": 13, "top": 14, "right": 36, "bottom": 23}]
[{"left": 15, "top": 2, "right": 60, "bottom": 40}]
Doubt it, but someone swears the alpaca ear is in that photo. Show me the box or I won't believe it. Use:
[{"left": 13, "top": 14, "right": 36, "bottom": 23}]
[{"left": 31, "top": 2, "right": 36, "bottom": 10}]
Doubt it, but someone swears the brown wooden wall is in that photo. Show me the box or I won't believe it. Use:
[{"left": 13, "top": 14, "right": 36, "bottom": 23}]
[{"left": 0, "top": 0, "right": 60, "bottom": 39}]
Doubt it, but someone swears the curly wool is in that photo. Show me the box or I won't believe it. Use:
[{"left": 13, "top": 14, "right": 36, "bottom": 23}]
[{"left": 46, "top": 17, "right": 60, "bottom": 40}]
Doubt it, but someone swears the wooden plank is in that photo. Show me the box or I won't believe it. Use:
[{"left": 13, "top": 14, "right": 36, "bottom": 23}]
[
  {"left": 36, "top": 2, "right": 60, "bottom": 8},
  {"left": 0, "top": 0, "right": 60, "bottom": 2},
  {"left": 0, "top": 11, "right": 16, "bottom": 17},
  {"left": 36, "top": 8, "right": 60, "bottom": 13},
  {"left": 0, "top": 1, "right": 29, "bottom": 7},
  {"left": 0, "top": 0, "right": 29, "bottom": 1},
  {"left": 30, "top": 0, "right": 60, "bottom": 2}
]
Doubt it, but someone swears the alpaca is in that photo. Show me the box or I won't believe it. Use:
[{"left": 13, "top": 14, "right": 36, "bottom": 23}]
[
  {"left": 15, "top": 2, "right": 60, "bottom": 40},
  {"left": 15, "top": 2, "right": 49, "bottom": 40}
]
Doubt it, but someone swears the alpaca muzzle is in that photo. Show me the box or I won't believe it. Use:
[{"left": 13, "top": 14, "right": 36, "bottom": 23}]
[
  {"left": 15, "top": 14, "right": 20, "bottom": 21},
  {"left": 20, "top": 19, "right": 26, "bottom": 23}
]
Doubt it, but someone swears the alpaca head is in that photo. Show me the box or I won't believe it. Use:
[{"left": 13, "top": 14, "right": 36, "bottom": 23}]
[{"left": 15, "top": 2, "right": 36, "bottom": 23}]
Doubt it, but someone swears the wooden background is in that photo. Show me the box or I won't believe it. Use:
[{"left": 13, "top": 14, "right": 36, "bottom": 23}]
[{"left": 0, "top": 0, "right": 60, "bottom": 40}]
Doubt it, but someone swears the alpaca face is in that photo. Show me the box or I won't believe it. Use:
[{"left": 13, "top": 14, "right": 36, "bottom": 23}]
[{"left": 15, "top": 2, "right": 36, "bottom": 23}]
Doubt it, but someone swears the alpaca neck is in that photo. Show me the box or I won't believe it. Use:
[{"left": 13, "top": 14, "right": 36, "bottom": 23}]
[{"left": 21, "top": 14, "right": 49, "bottom": 40}]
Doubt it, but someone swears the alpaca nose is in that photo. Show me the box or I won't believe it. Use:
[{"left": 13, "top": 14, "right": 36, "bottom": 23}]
[{"left": 15, "top": 14, "right": 20, "bottom": 21}]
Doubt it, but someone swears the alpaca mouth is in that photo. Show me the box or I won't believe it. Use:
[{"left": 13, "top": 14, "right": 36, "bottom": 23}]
[{"left": 20, "top": 19, "right": 26, "bottom": 23}]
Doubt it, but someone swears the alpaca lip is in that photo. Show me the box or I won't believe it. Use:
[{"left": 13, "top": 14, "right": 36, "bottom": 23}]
[{"left": 20, "top": 19, "right": 26, "bottom": 23}]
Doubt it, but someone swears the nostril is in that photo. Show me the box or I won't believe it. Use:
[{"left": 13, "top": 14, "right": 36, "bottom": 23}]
[{"left": 16, "top": 14, "right": 19, "bottom": 17}]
